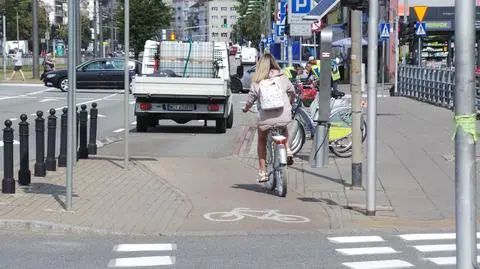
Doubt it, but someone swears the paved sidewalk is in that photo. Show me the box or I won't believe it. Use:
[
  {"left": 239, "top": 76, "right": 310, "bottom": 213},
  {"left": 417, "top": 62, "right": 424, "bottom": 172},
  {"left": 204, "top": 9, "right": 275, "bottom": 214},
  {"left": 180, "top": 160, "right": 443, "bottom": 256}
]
[{"left": 0, "top": 157, "right": 192, "bottom": 235}]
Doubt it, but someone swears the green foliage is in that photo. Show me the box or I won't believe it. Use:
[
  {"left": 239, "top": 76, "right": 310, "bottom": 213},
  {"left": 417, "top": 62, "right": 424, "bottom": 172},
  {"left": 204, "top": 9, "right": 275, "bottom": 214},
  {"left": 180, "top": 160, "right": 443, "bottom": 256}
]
[
  {"left": 1, "top": 0, "right": 49, "bottom": 44},
  {"left": 116, "top": 0, "right": 173, "bottom": 59},
  {"left": 233, "top": 0, "right": 275, "bottom": 46}
]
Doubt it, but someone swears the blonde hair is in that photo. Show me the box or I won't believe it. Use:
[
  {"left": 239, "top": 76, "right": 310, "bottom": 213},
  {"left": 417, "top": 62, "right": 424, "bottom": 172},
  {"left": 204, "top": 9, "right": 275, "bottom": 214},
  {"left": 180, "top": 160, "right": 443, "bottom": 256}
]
[{"left": 252, "top": 53, "right": 281, "bottom": 83}]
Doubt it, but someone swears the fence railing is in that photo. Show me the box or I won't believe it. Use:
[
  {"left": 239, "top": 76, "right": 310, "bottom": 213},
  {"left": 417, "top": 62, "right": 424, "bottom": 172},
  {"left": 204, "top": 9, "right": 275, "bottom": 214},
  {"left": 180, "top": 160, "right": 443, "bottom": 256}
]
[{"left": 397, "top": 65, "right": 480, "bottom": 110}]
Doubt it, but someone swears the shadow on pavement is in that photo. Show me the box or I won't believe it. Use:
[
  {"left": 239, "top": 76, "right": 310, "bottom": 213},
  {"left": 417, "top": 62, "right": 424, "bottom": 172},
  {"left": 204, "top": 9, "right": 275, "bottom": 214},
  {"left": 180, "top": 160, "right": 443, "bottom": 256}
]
[
  {"left": 297, "top": 197, "right": 365, "bottom": 215},
  {"left": 231, "top": 183, "right": 274, "bottom": 195},
  {"left": 20, "top": 182, "right": 79, "bottom": 210},
  {"left": 289, "top": 165, "right": 348, "bottom": 187},
  {"left": 130, "top": 125, "right": 219, "bottom": 134}
]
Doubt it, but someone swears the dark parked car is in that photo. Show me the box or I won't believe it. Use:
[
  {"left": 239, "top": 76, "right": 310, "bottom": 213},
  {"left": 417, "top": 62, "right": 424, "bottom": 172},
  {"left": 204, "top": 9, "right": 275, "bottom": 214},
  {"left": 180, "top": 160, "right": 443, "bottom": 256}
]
[{"left": 43, "top": 57, "right": 142, "bottom": 92}]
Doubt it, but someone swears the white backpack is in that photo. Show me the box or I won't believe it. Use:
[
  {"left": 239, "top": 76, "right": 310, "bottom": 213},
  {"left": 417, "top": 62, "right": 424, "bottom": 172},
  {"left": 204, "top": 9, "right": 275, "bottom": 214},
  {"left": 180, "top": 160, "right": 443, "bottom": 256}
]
[{"left": 258, "top": 78, "right": 284, "bottom": 110}]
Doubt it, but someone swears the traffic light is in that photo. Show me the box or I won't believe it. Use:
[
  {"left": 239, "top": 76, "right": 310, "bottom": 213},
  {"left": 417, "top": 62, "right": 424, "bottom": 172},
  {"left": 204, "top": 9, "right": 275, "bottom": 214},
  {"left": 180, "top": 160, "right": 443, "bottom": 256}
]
[
  {"left": 169, "top": 32, "right": 176, "bottom": 41},
  {"left": 223, "top": 18, "right": 228, "bottom": 28}
]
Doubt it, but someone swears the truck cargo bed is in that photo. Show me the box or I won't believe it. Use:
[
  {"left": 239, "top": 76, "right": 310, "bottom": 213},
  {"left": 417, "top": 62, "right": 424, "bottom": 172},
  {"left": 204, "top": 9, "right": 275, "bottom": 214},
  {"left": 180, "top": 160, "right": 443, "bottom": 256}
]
[{"left": 132, "top": 76, "right": 228, "bottom": 97}]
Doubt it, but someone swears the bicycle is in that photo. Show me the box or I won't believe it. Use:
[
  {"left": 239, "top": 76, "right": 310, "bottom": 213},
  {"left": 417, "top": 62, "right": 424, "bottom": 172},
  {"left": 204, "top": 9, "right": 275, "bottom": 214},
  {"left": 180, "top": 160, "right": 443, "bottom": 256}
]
[
  {"left": 203, "top": 208, "right": 310, "bottom": 223},
  {"left": 246, "top": 109, "right": 289, "bottom": 197}
]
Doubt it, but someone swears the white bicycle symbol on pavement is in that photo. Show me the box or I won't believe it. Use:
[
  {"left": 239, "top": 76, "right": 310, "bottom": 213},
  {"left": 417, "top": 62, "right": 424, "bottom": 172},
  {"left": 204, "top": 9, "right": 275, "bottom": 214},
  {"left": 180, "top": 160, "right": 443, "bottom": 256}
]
[{"left": 203, "top": 208, "right": 311, "bottom": 223}]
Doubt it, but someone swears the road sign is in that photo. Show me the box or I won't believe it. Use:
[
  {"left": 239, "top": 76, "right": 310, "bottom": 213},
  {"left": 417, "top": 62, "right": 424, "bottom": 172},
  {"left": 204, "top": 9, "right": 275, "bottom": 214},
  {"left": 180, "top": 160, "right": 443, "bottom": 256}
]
[
  {"left": 288, "top": 0, "right": 314, "bottom": 24},
  {"left": 415, "top": 22, "right": 427, "bottom": 36},
  {"left": 312, "top": 20, "right": 322, "bottom": 32},
  {"left": 413, "top": 6, "right": 428, "bottom": 21},
  {"left": 280, "top": 0, "right": 287, "bottom": 13},
  {"left": 290, "top": 23, "right": 312, "bottom": 36},
  {"left": 276, "top": 24, "right": 285, "bottom": 36},
  {"left": 380, "top": 23, "right": 390, "bottom": 39}
]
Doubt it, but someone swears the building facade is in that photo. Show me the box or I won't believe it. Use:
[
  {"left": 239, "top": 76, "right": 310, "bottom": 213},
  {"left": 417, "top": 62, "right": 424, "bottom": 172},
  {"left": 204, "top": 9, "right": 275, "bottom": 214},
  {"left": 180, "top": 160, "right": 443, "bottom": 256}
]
[{"left": 205, "top": 0, "right": 238, "bottom": 43}]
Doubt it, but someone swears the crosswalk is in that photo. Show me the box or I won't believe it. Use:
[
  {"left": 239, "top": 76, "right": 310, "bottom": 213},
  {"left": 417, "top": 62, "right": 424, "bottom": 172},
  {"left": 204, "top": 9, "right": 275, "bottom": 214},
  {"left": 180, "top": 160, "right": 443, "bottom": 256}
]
[
  {"left": 108, "top": 243, "right": 176, "bottom": 267},
  {"left": 329, "top": 233, "right": 480, "bottom": 268}
]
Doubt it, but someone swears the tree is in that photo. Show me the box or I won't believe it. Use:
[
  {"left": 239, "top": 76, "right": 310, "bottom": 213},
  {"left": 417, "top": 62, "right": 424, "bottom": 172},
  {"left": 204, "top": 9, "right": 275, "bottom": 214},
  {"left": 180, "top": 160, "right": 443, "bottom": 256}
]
[
  {"left": 116, "top": 0, "right": 173, "bottom": 60},
  {"left": 0, "top": 0, "right": 49, "bottom": 51},
  {"left": 233, "top": 0, "right": 275, "bottom": 47}
]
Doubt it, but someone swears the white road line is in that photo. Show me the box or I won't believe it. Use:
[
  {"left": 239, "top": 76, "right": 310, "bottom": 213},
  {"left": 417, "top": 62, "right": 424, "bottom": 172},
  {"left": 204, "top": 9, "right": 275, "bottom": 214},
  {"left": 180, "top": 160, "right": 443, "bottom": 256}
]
[
  {"left": 342, "top": 260, "right": 414, "bottom": 269},
  {"left": 131, "top": 121, "right": 136, "bottom": 125},
  {"left": 129, "top": 100, "right": 135, "bottom": 105},
  {"left": 0, "top": 88, "right": 50, "bottom": 101},
  {"left": 413, "top": 243, "right": 480, "bottom": 252},
  {"left": 39, "top": 98, "right": 59, "bottom": 103},
  {"left": 0, "top": 140, "right": 20, "bottom": 147},
  {"left": 29, "top": 93, "right": 119, "bottom": 116},
  {"left": 87, "top": 114, "right": 107, "bottom": 119},
  {"left": 336, "top": 247, "right": 398, "bottom": 256},
  {"left": 398, "top": 233, "right": 480, "bottom": 241},
  {"left": 107, "top": 256, "right": 175, "bottom": 267},
  {"left": 0, "top": 83, "right": 45, "bottom": 87},
  {"left": 9, "top": 118, "right": 17, "bottom": 121},
  {"left": 113, "top": 128, "right": 124, "bottom": 133},
  {"left": 328, "top": 236, "right": 385, "bottom": 243},
  {"left": 425, "top": 256, "right": 480, "bottom": 265},
  {"left": 113, "top": 244, "right": 176, "bottom": 252}
]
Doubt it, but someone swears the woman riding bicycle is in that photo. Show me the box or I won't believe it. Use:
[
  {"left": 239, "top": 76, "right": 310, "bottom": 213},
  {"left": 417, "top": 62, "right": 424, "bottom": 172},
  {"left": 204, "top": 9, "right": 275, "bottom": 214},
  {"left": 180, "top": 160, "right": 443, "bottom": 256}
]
[{"left": 242, "top": 54, "right": 295, "bottom": 183}]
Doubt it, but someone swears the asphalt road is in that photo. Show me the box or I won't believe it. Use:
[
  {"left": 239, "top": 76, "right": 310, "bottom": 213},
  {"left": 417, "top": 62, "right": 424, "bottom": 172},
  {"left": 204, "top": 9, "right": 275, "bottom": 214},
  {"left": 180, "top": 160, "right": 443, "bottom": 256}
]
[
  {"left": 0, "top": 84, "right": 136, "bottom": 170},
  {"left": 0, "top": 229, "right": 471, "bottom": 269}
]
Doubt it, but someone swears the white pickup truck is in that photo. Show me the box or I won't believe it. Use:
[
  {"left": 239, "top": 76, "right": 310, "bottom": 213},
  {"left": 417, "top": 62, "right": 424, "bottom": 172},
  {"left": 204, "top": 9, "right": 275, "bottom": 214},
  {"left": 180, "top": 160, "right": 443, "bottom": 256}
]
[{"left": 132, "top": 40, "right": 234, "bottom": 133}]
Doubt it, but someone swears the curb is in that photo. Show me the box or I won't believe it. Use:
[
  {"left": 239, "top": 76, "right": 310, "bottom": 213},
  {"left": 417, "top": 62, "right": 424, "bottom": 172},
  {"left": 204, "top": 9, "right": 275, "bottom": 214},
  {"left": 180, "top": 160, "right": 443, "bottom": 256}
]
[
  {"left": 0, "top": 219, "right": 146, "bottom": 236},
  {"left": 96, "top": 133, "right": 124, "bottom": 149},
  {"left": 0, "top": 83, "right": 45, "bottom": 87},
  {"left": 232, "top": 125, "right": 254, "bottom": 155}
]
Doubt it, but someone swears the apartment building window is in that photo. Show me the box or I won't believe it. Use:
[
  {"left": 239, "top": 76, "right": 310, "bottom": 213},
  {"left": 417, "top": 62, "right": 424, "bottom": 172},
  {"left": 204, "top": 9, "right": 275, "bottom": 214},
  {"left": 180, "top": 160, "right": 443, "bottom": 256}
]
[
  {"left": 230, "top": 7, "right": 236, "bottom": 11},
  {"left": 212, "top": 32, "right": 219, "bottom": 37},
  {"left": 211, "top": 15, "right": 218, "bottom": 20},
  {"left": 212, "top": 7, "right": 218, "bottom": 11},
  {"left": 230, "top": 15, "right": 236, "bottom": 20},
  {"left": 221, "top": 7, "right": 228, "bottom": 11},
  {"left": 221, "top": 33, "right": 228, "bottom": 38},
  {"left": 221, "top": 16, "right": 227, "bottom": 20}
]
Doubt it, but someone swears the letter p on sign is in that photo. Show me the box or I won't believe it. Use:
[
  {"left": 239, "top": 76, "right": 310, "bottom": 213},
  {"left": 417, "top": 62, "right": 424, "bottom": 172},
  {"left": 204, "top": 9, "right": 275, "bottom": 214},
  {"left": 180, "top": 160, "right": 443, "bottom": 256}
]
[{"left": 294, "top": 0, "right": 310, "bottom": 13}]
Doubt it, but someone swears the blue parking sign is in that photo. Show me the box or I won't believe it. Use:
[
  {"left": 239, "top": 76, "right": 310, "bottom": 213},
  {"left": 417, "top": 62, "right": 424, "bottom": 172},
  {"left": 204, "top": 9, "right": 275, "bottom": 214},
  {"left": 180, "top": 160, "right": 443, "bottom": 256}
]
[{"left": 291, "top": 0, "right": 312, "bottom": 13}]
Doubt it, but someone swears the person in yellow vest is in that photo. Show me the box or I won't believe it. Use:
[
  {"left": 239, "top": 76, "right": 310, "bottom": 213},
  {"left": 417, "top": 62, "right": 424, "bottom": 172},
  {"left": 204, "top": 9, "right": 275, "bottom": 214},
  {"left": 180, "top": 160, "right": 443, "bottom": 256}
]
[
  {"left": 331, "top": 58, "right": 341, "bottom": 92},
  {"left": 282, "top": 66, "right": 298, "bottom": 81}
]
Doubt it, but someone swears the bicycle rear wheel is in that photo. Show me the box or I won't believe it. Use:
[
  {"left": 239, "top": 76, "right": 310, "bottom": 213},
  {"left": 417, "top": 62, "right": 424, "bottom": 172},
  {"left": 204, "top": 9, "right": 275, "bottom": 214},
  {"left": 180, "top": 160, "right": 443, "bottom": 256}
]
[{"left": 275, "top": 165, "right": 287, "bottom": 197}]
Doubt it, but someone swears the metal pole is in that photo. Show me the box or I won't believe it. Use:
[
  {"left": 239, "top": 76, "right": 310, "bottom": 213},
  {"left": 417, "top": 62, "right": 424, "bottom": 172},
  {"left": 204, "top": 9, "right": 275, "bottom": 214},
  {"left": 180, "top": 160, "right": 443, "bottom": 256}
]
[
  {"left": 3, "top": 15, "right": 6, "bottom": 81},
  {"left": 76, "top": 0, "right": 81, "bottom": 63},
  {"left": 394, "top": 11, "right": 399, "bottom": 96},
  {"left": 111, "top": 0, "right": 116, "bottom": 53},
  {"left": 288, "top": 36, "right": 292, "bottom": 66},
  {"left": 66, "top": 0, "right": 77, "bottom": 210},
  {"left": 93, "top": 0, "right": 98, "bottom": 57},
  {"left": 99, "top": 2, "right": 104, "bottom": 57},
  {"left": 123, "top": 0, "right": 129, "bottom": 169},
  {"left": 16, "top": 10, "right": 19, "bottom": 48},
  {"left": 32, "top": 0, "right": 39, "bottom": 78},
  {"left": 382, "top": 40, "right": 385, "bottom": 95},
  {"left": 417, "top": 37, "right": 421, "bottom": 66},
  {"left": 403, "top": 0, "right": 408, "bottom": 24},
  {"left": 366, "top": 0, "right": 378, "bottom": 216},
  {"left": 351, "top": 9, "right": 362, "bottom": 187},
  {"left": 454, "top": 0, "right": 477, "bottom": 267}
]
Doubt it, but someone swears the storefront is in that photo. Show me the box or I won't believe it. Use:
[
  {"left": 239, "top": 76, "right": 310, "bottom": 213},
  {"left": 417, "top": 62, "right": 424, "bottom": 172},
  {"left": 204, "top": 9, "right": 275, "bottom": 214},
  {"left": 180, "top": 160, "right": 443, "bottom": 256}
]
[{"left": 408, "top": 6, "right": 480, "bottom": 68}]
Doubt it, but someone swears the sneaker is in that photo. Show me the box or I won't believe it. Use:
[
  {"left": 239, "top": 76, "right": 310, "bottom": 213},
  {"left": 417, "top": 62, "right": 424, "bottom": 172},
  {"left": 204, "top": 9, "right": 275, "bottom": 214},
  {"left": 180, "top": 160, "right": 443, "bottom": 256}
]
[{"left": 257, "top": 170, "right": 269, "bottom": 183}]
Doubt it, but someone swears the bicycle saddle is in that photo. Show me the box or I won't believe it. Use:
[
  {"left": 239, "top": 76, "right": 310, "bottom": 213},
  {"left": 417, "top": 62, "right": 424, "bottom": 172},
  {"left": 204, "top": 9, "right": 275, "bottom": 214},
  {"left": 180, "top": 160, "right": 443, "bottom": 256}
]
[{"left": 331, "top": 90, "right": 346, "bottom": 99}]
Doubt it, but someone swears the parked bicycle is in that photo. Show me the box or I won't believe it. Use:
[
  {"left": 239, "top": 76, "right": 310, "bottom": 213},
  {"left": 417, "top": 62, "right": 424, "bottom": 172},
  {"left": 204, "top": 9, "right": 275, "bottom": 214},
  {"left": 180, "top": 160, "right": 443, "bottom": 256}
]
[{"left": 288, "top": 79, "right": 367, "bottom": 158}]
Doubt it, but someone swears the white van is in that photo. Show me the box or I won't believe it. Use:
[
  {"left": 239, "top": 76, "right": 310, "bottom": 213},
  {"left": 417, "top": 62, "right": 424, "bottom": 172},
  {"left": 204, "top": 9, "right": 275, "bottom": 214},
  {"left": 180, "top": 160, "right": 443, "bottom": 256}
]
[{"left": 241, "top": 47, "right": 258, "bottom": 65}]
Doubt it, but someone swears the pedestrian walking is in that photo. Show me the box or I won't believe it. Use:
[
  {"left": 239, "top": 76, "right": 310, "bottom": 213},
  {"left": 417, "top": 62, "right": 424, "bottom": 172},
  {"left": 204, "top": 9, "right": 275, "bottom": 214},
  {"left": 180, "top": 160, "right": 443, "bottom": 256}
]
[{"left": 8, "top": 48, "right": 25, "bottom": 81}]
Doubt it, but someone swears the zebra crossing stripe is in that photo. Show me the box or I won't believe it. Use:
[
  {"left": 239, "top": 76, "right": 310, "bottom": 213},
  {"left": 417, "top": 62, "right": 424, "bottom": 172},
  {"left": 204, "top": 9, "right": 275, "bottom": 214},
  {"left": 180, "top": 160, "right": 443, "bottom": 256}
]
[
  {"left": 113, "top": 244, "right": 176, "bottom": 252},
  {"left": 425, "top": 256, "right": 480, "bottom": 265},
  {"left": 342, "top": 259, "right": 414, "bottom": 269},
  {"left": 328, "top": 236, "right": 384, "bottom": 243},
  {"left": 108, "top": 256, "right": 175, "bottom": 267},
  {"left": 413, "top": 243, "right": 480, "bottom": 252},
  {"left": 399, "top": 232, "right": 480, "bottom": 241},
  {"left": 336, "top": 247, "right": 398, "bottom": 255}
]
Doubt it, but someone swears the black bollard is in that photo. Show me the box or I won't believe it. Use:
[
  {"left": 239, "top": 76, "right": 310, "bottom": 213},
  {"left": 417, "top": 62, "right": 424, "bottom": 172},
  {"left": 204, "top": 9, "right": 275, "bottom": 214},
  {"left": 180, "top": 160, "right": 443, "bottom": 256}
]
[
  {"left": 2, "top": 120, "right": 15, "bottom": 193},
  {"left": 34, "top": 111, "right": 46, "bottom": 177},
  {"left": 88, "top": 103, "right": 98, "bottom": 155},
  {"left": 18, "top": 114, "right": 31, "bottom": 186},
  {"left": 58, "top": 107, "right": 67, "bottom": 167},
  {"left": 76, "top": 106, "right": 79, "bottom": 162},
  {"left": 45, "top": 109, "right": 57, "bottom": 171},
  {"left": 79, "top": 104, "right": 88, "bottom": 159}
]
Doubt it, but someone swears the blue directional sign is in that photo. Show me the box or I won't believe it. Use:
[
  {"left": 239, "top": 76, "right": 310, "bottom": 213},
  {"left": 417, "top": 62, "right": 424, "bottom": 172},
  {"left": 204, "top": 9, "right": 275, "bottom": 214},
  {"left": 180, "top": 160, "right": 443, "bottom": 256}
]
[
  {"left": 415, "top": 22, "right": 427, "bottom": 36},
  {"left": 267, "top": 36, "right": 273, "bottom": 44},
  {"left": 276, "top": 25, "right": 286, "bottom": 36},
  {"left": 291, "top": 0, "right": 312, "bottom": 13},
  {"left": 280, "top": 0, "right": 287, "bottom": 14},
  {"left": 380, "top": 23, "right": 390, "bottom": 40}
]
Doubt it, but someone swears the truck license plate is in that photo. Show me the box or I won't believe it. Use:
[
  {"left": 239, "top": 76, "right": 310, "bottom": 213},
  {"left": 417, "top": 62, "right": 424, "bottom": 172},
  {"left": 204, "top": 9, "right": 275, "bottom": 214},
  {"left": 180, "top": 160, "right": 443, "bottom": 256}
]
[{"left": 167, "top": 104, "right": 195, "bottom": 111}]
